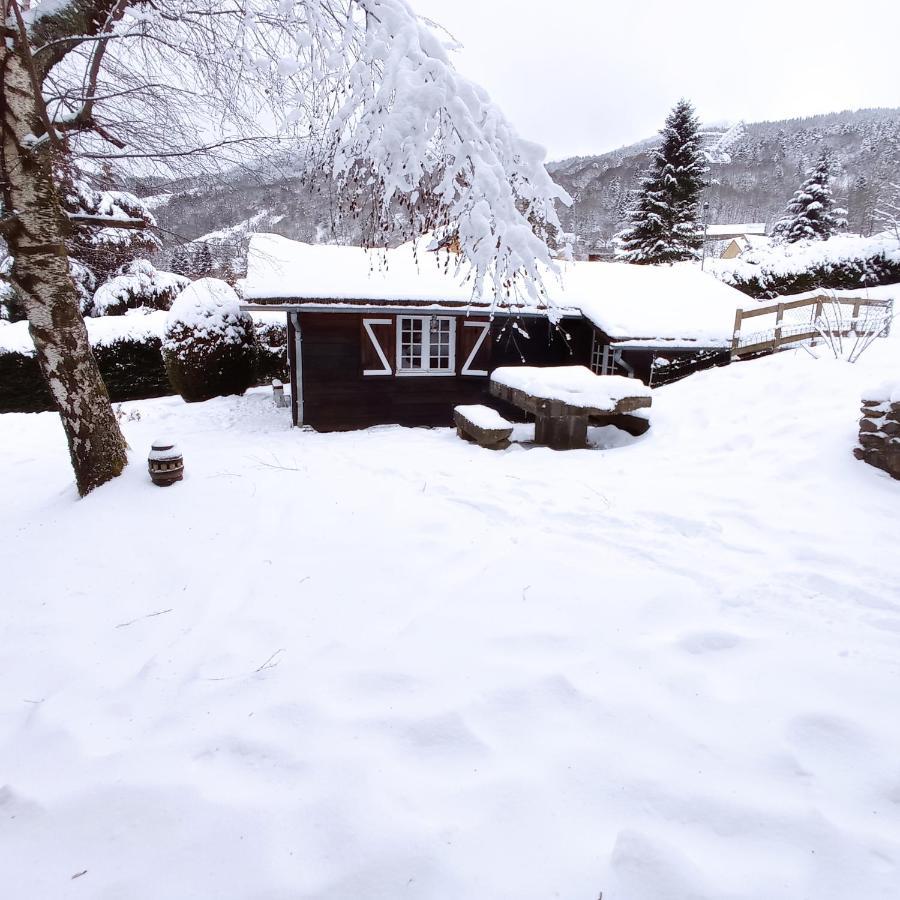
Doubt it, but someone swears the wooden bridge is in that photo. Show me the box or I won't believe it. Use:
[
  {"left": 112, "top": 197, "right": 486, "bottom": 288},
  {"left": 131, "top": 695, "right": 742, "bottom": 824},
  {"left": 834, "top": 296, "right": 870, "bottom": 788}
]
[{"left": 731, "top": 292, "right": 894, "bottom": 360}]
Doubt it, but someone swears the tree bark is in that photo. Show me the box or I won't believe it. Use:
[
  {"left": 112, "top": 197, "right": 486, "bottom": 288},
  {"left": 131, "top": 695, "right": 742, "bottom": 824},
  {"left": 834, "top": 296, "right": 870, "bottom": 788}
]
[{"left": 2, "top": 30, "right": 128, "bottom": 496}]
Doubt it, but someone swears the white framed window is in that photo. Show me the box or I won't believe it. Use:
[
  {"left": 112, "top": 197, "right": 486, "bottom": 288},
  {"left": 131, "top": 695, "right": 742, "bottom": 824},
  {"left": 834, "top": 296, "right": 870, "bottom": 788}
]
[
  {"left": 590, "top": 331, "right": 604, "bottom": 374},
  {"left": 591, "top": 332, "right": 634, "bottom": 377},
  {"left": 396, "top": 316, "right": 456, "bottom": 375}
]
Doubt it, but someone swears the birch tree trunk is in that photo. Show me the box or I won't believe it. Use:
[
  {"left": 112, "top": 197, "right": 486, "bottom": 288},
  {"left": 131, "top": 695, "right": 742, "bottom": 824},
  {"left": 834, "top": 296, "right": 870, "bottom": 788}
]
[{"left": 1, "top": 37, "right": 128, "bottom": 496}]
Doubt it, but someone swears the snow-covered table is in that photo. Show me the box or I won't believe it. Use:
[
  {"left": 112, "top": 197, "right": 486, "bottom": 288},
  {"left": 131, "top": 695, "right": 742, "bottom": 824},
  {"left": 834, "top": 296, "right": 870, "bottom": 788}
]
[{"left": 489, "top": 366, "right": 652, "bottom": 450}]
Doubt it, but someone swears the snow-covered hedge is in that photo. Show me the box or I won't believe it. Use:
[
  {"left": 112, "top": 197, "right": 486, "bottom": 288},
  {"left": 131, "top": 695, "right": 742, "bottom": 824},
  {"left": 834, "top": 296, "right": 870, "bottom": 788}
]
[
  {"left": 163, "top": 279, "right": 256, "bottom": 403},
  {"left": 1, "top": 298, "right": 283, "bottom": 413},
  {"left": 708, "top": 233, "right": 900, "bottom": 299},
  {"left": 253, "top": 315, "right": 289, "bottom": 385},
  {"left": 91, "top": 260, "right": 189, "bottom": 317},
  {"left": 0, "top": 256, "right": 16, "bottom": 321},
  {"left": 0, "top": 313, "right": 170, "bottom": 413}
]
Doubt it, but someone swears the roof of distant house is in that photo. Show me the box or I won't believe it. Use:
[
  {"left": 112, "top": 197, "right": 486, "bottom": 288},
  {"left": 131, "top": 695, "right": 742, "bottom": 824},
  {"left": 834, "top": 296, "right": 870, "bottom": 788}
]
[{"left": 704, "top": 223, "right": 767, "bottom": 238}]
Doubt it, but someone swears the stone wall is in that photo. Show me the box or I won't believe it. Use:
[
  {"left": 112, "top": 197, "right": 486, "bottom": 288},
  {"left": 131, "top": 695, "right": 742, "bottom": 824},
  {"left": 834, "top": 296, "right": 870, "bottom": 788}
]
[{"left": 854, "top": 396, "right": 900, "bottom": 480}]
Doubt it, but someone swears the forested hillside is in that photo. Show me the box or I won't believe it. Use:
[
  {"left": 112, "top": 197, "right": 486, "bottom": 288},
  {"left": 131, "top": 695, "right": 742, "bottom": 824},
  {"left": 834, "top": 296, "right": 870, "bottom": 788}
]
[
  {"left": 142, "top": 107, "right": 900, "bottom": 267},
  {"left": 551, "top": 108, "right": 900, "bottom": 253}
]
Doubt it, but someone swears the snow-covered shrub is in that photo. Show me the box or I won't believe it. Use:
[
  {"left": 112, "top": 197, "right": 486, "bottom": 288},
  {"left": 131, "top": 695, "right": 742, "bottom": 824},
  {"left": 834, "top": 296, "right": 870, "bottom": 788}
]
[
  {"left": 1, "top": 255, "right": 18, "bottom": 321},
  {"left": 253, "top": 317, "right": 289, "bottom": 385},
  {"left": 708, "top": 233, "right": 900, "bottom": 299},
  {"left": 71, "top": 259, "right": 98, "bottom": 316},
  {"left": 92, "top": 260, "right": 190, "bottom": 317},
  {"left": 163, "top": 278, "right": 256, "bottom": 402},
  {"left": 0, "top": 321, "right": 169, "bottom": 413},
  {"left": 93, "top": 337, "right": 170, "bottom": 404},
  {"left": 63, "top": 174, "right": 160, "bottom": 283},
  {"left": 1, "top": 255, "right": 93, "bottom": 320},
  {"left": 0, "top": 347, "right": 50, "bottom": 412}
]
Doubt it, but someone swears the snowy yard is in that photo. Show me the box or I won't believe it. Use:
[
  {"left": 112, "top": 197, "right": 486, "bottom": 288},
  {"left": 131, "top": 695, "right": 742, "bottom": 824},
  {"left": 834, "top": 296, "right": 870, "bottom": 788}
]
[{"left": 2, "top": 342, "right": 899, "bottom": 899}]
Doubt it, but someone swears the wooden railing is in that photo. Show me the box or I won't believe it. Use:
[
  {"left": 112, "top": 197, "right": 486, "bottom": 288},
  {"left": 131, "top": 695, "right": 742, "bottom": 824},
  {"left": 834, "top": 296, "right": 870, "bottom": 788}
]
[{"left": 731, "top": 293, "right": 894, "bottom": 359}]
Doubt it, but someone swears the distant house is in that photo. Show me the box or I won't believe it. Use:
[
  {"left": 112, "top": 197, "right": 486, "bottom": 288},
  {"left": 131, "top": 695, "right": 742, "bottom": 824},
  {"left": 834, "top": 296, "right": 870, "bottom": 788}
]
[
  {"left": 720, "top": 234, "right": 771, "bottom": 260},
  {"left": 239, "top": 234, "right": 751, "bottom": 431}
]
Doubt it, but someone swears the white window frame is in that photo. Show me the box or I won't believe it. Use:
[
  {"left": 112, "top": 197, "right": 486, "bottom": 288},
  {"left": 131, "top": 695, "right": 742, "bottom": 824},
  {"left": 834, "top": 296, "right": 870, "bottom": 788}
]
[
  {"left": 591, "top": 331, "right": 635, "bottom": 377},
  {"left": 395, "top": 315, "right": 457, "bottom": 376},
  {"left": 460, "top": 320, "right": 490, "bottom": 376},
  {"left": 362, "top": 318, "right": 393, "bottom": 376}
]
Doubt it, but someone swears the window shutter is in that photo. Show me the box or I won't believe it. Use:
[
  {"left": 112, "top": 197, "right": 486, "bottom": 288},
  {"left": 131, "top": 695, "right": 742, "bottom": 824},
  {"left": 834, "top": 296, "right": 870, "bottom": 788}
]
[
  {"left": 459, "top": 319, "right": 492, "bottom": 376},
  {"left": 361, "top": 318, "right": 394, "bottom": 376}
]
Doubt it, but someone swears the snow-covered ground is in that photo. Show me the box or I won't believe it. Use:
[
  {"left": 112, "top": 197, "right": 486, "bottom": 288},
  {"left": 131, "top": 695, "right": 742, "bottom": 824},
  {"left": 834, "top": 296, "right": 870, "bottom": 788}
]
[{"left": 1, "top": 336, "right": 899, "bottom": 899}]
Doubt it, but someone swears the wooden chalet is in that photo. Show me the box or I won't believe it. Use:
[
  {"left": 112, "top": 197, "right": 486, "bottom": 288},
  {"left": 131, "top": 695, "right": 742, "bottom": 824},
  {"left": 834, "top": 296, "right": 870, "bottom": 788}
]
[{"left": 239, "top": 234, "right": 751, "bottom": 431}]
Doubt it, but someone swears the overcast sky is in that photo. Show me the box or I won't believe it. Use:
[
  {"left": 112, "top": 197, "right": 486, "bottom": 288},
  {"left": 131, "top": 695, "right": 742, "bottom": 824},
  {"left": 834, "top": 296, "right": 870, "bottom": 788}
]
[{"left": 412, "top": 0, "right": 900, "bottom": 160}]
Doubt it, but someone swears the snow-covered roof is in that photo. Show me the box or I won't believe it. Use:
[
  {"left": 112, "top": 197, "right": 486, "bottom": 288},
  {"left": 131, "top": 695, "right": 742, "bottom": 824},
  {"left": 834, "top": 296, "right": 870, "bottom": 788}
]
[
  {"left": 728, "top": 234, "right": 771, "bottom": 253},
  {"left": 705, "top": 223, "right": 767, "bottom": 237},
  {"left": 240, "top": 233, "right": 753, "bottom": 343}
]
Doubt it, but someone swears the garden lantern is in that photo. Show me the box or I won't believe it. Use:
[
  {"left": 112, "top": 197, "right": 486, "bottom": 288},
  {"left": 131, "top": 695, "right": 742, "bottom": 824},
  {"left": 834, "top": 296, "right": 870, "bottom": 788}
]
[{"left": 148, "top": 438, "right": 184, "bottom": 486}]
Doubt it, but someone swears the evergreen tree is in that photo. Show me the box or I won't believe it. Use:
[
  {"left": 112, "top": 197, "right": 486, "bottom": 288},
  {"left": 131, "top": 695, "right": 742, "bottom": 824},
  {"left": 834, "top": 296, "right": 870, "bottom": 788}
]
[
  {"left": 616, "top": 99, "right": 708, "bottom": 264},
  {"left": 772, "top": 151, "right": 848, "bottom": 243},
  {"left": 191, "top": 243, "right": 214, "bottom": 279},
  {"left": 170, "top": 245, "right": 189, "bottom": 276}
]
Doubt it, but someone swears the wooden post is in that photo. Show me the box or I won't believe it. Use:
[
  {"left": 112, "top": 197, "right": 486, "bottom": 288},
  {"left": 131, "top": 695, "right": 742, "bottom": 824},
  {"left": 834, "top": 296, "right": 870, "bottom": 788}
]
[
  {"left": 731, "top": 307, "right": 743, "bottom": 357},
  {"left": 774, "top": 303, "right": 784, "bottom": 347},
  {"left": 535, "top": 413, "right": 588, "bottom": 450}
]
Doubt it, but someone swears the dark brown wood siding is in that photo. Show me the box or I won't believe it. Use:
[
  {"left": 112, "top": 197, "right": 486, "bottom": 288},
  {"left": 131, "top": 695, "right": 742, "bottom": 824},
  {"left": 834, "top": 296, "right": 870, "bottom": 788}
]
[{"left": 297, "top": 311, "right": 593, "bottom": 431}]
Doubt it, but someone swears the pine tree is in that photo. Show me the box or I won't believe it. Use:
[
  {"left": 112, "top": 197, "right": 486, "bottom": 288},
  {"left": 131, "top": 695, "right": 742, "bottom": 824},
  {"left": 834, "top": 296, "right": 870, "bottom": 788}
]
[
  {"left": 191, "top": 243, "right": 214, "bottom": 279},
  {"left": 170, "top": 245, "right": 189, "bottom": 276},
  {"left": 772, "top": 151, "right": 848, "bottom": 243},
  {"left": 616, "top": 99, "right": 708, "bottom": 264}
]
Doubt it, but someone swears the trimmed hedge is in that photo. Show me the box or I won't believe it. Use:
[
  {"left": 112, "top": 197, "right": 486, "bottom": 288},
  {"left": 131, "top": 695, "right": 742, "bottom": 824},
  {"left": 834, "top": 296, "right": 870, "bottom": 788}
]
[
  {"left": 162, "top": 278, "right": 257, "bottom": 403},
  {"left": 0, "top": 334, "right": 169, "bottom": 414},
  {"left": 164, "top": 321, "right": 256, "bottom": 403},
  {"left": 0, "top": 350, "right": 52, "bottom": 412},
  {"left": 254, "top": 319, "right": 289, "bottom": 385},
  {"left": 725, "top": 252, "right": 900, "bottom": 300},
  {"left": 1, "top": 319, "right": 287, "bottom": 414},
  {"left": 93, "top": 336, "right": 170, "bottom": 402}
]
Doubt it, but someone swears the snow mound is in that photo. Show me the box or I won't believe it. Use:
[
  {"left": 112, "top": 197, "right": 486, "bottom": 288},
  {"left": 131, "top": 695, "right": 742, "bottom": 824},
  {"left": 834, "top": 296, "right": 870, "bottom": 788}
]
[
  {"left": 864, "top": 376, "right": 900, "bottom": 403},
  {"left": 2, "top": 330, "right": 900, "bottom": 899}
]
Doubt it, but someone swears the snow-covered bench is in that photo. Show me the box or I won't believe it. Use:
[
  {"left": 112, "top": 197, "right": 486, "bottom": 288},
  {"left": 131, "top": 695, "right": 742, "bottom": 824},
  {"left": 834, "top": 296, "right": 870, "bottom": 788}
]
[{"left": 454, "top": 404, "right": 513, "bottom": 449}]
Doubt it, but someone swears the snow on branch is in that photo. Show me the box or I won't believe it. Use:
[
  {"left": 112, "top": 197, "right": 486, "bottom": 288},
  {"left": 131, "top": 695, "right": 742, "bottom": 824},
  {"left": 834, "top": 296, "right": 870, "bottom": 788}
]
[
  {"left": 23, "top": 0, "right": 569, "bottom": 303},
  {"left": 323, "top": 0, "right": 571, "bottom": 301}
]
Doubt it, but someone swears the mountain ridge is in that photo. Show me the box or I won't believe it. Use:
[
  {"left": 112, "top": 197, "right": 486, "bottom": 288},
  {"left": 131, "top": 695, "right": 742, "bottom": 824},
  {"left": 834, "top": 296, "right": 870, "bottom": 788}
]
[{"left": 144, "top": 106, "right": 900, "bottom": 268}]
